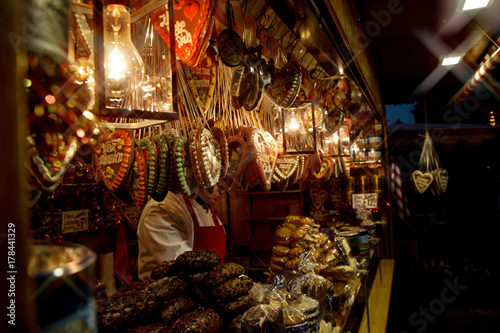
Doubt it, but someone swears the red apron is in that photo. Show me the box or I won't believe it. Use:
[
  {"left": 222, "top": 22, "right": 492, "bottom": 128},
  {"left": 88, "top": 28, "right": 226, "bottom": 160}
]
[{"left": 183, "top": 196, "right": 226, "bottom": 262}]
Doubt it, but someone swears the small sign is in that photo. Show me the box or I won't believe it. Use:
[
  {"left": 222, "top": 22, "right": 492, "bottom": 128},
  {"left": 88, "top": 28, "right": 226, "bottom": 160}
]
[
  {"left": 352, "top": 193, "right": 378, "bottom": 209},
  {"left": 62, "top": 209, "right": 89, "bottom": 234}
]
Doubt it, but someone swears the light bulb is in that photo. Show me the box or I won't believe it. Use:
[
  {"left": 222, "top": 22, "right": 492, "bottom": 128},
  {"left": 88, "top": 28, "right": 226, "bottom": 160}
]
[
  {"left": 289, "top": 117, "right": 300, "bottom": 130},
  {"left": 103, "top": 4, "right": 144, "bottom": 108}
]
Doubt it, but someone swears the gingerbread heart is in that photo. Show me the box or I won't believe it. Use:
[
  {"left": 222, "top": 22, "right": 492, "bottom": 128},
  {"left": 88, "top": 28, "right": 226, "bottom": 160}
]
[
  {"left": 129, "top": 147, "right": 148, "bottom": 207},
  {"left": 310, "top": 188, "right": 329, "bottom": 209},
  {"left": 182, "top": 51, "right": 216, "bottom": 113},
  {"left": 94, "top": 129, "right": 134, "bottom": 192},
  {"left": 245, "top": 129, "right": 278, "bottom": 191},
  {"left": 265, "top": 61, "right": 302, "bottom": 109},
  {"left": 330, "top": 190, "right": 343, "bottom": 210},
  {"left": 219, "top": 135, "right": 249, "bottom": 193},
  {"left": 436, "top": 168, "right": 448, "bottom": 193},
  {"left": 411, "top": 170, "right": 434, "bottom": 194},
  {"left": 274, "top": 155, "right": 300, "bottom": 181},
  {"left": 152, "top": 0, "right": 214, "bottom": 67},
  {"left": 310, "top": 208, "right": 329, "bottom": 226}
]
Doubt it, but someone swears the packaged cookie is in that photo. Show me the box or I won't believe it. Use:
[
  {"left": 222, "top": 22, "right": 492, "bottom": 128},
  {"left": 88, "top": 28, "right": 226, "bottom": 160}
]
[
  {"left": 272, "top": 245, "right": 291, "bottom": 257},
  {"left": 271, "top": 256, "right": 289, "bottom": 266},
  {"left": 275, "top": 225, "right": 293, "bottom": 242},
  {"left": 288, "top": 247, "right": 306, "bottom": 259},
  {"left": 283, "top": 303, "right": 308, "bottom": 332}
]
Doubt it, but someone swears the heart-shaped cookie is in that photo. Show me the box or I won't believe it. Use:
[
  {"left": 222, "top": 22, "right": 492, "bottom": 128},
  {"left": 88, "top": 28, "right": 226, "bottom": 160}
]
[
  {"left": 411, "top": 170, "right": 434, "bottom": 194},
  {"left": 244, "top": 129, "right": 278, "bottom": 191},
  {"left": 265, "top": 61, "right": 302, "bottom": 108},
  {"left": 219, "top": 135, "right": 249, "bottom": 193},
  {"left": 310, "top": 208, "right": 329, "bottom": 226},
  {"left": 330, "top": 190, "right": 343, "bottom": 210},
  {"left": 139, "top": 136, "right": 158, "bottom": 195},
  {"left": 152, "top": 135, "right": 169, "bottom": 201},
  {"left": 182, "top": 51, "right": 216, "bottom": 113},
  {"left": 129, "top": 147, "right": 148, "bottom": 207},
  {"left": 94, "top": 129, "right": 134, "bottom": 192},
  {"left": 172, "top": 136, "right": 198, "bottom": 197},
  {"left": 152, "top": 0, "right": 214, "bottom": 67},
  {"left": 310, "top": 188, "right": 329, "bottom": 209},
  {"left": 431, "top": 168, "right": 449, "bottom": 196},
  {"left": 274, "top": 155, "right": 300, "bottom": 181}
]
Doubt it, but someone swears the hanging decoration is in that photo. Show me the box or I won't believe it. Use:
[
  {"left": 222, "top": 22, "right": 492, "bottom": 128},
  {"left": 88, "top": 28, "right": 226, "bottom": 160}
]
[
  {"left": 128, "top": 147, "right": 148, "bottom": 207},
  {"left": 151, "top": 134, "right": 170, "bottom": 201},
  {"left": 93, "top": 129, "right": 135, "bottom": 192},
  {"left": 216, "top": 0, "right": 247, "bottom": 67},
  {"left": 310, "top": 188, "right": 329, "bottom": 209},
  {"left": 219, "top": 135, "right": 250, "bottom": 193},
  {"left": 182, "top": 46, "right": 217, "bottom": 114},
  {"left": 411, "top": 131, "right": 448, "bottom": 195},
  {"left": 272, "top": 155, "right": 300, "bottom": 191},
  {"left": 152, "top": 0, "right": 215, "bottom": 67}
]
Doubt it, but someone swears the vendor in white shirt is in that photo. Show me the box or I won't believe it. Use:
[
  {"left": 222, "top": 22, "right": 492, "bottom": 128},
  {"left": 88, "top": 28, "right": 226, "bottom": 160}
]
[{"left": 137, "top": 184, "right": 226, "bottom": 280}]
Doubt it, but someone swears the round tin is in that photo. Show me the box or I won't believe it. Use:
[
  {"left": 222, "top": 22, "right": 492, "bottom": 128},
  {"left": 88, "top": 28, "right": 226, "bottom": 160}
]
[{"left": 28, "top": 241, "right": 97, "bottom": 332}]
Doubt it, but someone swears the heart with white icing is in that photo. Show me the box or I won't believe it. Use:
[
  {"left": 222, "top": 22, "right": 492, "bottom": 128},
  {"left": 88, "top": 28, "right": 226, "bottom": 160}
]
[
  {"left": 330, "top": 190, "right": 343, "bottom": 210},
  {"left": 244, "top": 128, "right": 278, "bottom": 191},
  {"left": 310, "top": 208, "right": 329, "bottom": 226},
  {"left": 219, "top": 135, "right": 248, "bottom": 193},
  {"left": 152, "top": 0, "right": 214, "bottom": 67},
  {"left": 411, "top": 170, "right": 433, "bottom": 194},
  {"left": 93, "top": 129, "right": 134, "bottom": 192},
  {"left": 310, "top": 188, "right": 329, "bottom": 209}
]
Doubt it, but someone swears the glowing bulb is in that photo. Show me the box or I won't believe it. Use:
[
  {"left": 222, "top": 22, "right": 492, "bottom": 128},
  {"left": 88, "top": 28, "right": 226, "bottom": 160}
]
[
  {"left": 289, "top": 117, "right": 299, "bottom": 130},
  {"left": 53, "top": 268, "right": 64, "bottom": 277},
  {"left": 333, "top": 132, "right": 339, "bottom": 142},
  {"left": 83, "top": 110, "right": 95, "bottom": 120},
  {"left": 102, "top": 4, "right": 144, "bottom": 108}
]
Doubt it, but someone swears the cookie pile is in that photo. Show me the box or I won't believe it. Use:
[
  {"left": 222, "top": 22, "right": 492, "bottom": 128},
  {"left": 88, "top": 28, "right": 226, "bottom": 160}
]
[{"left": 270, "top": 215, "right": 333, "bottom": 274}]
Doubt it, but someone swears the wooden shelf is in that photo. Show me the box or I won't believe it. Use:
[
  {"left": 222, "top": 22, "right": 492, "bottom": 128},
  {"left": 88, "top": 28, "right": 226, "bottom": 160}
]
[
  {"left": 98, "top": 108, "right": 179, "bottom": 121},
  {"left": 242, "top": 216, "right": 286, "bottom": 221},
  {"left": 243, "top": 190, "right": 302, "bottom": 195}
]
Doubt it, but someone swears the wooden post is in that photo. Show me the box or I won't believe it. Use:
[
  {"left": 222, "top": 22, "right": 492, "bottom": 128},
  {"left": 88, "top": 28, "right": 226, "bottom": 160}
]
[{"left": 0, "top": 0, "right": 39, "bottom": 331}]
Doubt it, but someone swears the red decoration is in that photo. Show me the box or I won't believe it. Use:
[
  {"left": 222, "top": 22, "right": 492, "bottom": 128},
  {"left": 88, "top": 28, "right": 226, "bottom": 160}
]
[{"left": 152, "top": 0, "right": 214, "bottom": 67}]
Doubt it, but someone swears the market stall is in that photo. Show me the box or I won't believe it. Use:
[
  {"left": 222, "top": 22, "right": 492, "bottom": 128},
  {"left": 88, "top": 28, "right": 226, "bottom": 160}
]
[{"left": 14, "top": 0, "right": 394, "bottom": 332}]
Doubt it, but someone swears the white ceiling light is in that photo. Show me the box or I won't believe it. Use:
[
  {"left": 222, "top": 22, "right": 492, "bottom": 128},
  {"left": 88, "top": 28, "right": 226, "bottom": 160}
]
[
  {"left": 440, "top": 56, "right": 462, "bottom": 66},
  {"left": 459, "top": 0, "right": 493, "bottom": 11}
]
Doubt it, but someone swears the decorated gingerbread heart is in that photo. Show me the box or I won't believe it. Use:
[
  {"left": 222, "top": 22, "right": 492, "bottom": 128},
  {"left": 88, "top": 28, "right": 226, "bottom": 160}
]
[
  {"left": 182, "top": 49, "right": 216, "bottom": 113},
  {"left": 265, "top": 61, "right": 302, "bottom": 109},
  {"left": 129, "top": 147, "right": 148, "bottom": 207},
  {"left": 244, "top": 128, "right": 278, "bottom": 191},
  {"left": 310, "top": 208, "right": 329, "bottom": 226},
  {"left": 93, "top": 129, "right": 134, "bottom": 192},
  {"left": 310, "top": 188, "right": 329, "bottom": 209},
  {"left": 219, "top": 135, "right": 249, "bottom": 193},
  {"left": 411, "top": 170, "right": 434, "bottom": 194},
  {"left": 330, "top": 190, "right": 343, "bottom": 210},
  {"left": 152, "top": 0, "right": 214, "bottom": 67}
]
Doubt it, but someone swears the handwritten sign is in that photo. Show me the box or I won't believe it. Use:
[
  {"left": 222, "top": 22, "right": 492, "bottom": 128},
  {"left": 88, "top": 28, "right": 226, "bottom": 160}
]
[
  {"left": 352, "top": 193, "right": 378, "bottom": 210},
  {"left": 62, "top": 209, "right": 89, "bottom": 234}
]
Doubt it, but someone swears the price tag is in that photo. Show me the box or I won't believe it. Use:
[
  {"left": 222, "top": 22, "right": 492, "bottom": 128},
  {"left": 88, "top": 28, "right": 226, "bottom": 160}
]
[
  {"left": 352, "top": 193, "right": 378, "bottom": 209},
  {"left": 62, "top": 209, "right": 89, "bottom": 234}
]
